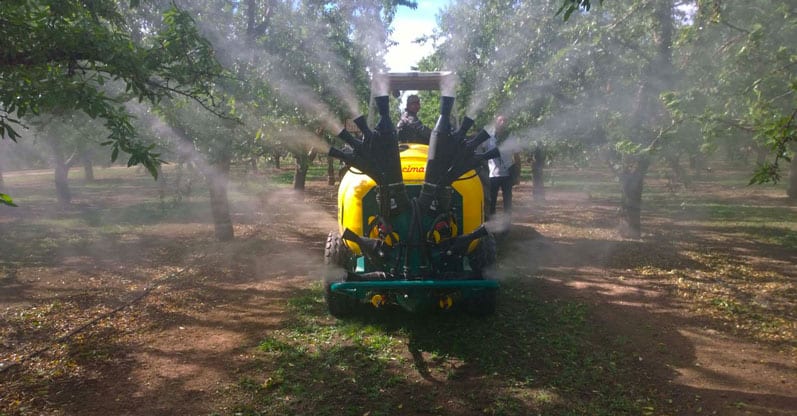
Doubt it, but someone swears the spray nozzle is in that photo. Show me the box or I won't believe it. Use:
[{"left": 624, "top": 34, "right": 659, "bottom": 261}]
[
  {"left": 476, "top": 147, "right": 501, "bottom": 162},
  {"left": 329, "top": 133, "right": 383, "bottom": 183},
  {"left": 440, "top": 225, "right": 489, "bottom": 257},
  {"left": 342, "top": 228, "right": 390, "bottom": 265},
  {"left": 332, "top": 103, "right": 405, "bottom": 217},
  {"left": 374, "top": 96, "right": 395, "bottom": 133},
  {"left": 337, "top": 129, "right": 363, "bottom": 152},
  {"left": 439, "top": 96, "right": 455, "bottom": 119},
  {"left": 454, "top": 116, "right": 475, "bottom": 139},
  {"left": 443, "top": 140, "right": 502, "bottom": 184},
  {"left": 353, "top": 115, "right": 374, "bottom": 143},
  {"left": 423, "top": 96, "right": 458, "bottom": 189},
  {"left": 328, "top": 146, "right": 355, "bottom": 165},
  {"left": 464, "top": 129, "right": 491, "bottom": 150}
]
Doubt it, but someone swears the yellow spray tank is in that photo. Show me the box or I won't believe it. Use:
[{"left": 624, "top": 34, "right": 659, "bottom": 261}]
[{"left": 337, "top": 143, "right": 484, "bottom": 253}]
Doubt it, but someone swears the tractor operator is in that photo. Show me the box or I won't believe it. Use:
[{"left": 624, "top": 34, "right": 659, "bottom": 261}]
[{"left": 396, "top": 94, "right": 432, "bottom": 144}]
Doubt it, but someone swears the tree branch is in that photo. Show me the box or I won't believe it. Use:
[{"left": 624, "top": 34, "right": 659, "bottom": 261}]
[
  {"left": 144, "top": 79, "right": 240, "bottom": 123},
  {"left": 720, "top": 20, "right": 751, "bottom": 34}
]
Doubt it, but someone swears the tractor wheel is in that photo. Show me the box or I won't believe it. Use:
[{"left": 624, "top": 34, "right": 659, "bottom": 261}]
[
  {"left": 465, "top": 290, "right": 497, "bottom": 317},
  {"left": 323, "top": 231, "right": 358, "bottom": 318},
  {"left": 468, "top": 232, "right": 497, "bottom": 277},
  {"left": 466, "top": 233, "right": 498, "bottom": 316}
]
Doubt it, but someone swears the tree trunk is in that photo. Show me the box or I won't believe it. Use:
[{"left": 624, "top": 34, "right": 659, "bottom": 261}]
[
  {"left": 49, "top": 139, "right": 71, "bottom": 206},
  {"left": 170, "top": 122, "right": 232, "bottom": 240},
  {"left": 274, "top": 152, "right": 281, "bottom": 169},
  {"left": 614, "top": 0, "right": 673, "bottom": 237},
  {"left": 666, "top": 153, "right": 689, "bottom": 190},
  {"left": 293, "top": 156, "right": 309, "bottom": 191},
  {"left": 327, "top": 156, "right": 336, "bottom": 186},
  {"left": 618, "top": 157, "right": 650, "bottom": 238},
  {"left": 292, "top": 149, "right": 316, "bottom": 191},
  {"left": 82, "top": 150, "right": 95, "bottom": 181},
  {"left": 756, "top": 144, "right": 768, "bottom": 166},
  {"left": 689, "top": 152, "right": 708, "bottom": 179},
  {"left": 175, "top": 161, "right": 186, "bottom": 201},
  {"left": 209, "top": 155, "right": 234, "bottom": 241},
  {"left": 531, "top": 145, "right": 545, "bottom": 200},
  {"left": 788, "top": 146, "right": 796, "bottom": 200}
]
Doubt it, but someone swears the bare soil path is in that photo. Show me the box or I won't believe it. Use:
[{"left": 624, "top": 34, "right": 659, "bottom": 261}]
[{"left": 1, "top": 169, "right": 795, "bottom": 415}]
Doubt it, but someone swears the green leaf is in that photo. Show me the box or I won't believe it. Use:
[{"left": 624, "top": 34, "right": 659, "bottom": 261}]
[
  {"left": 563, "top": 6, "right": 576, "bottom": 21},
  {"left": 145, "top": 161, "right": 159, "bottom": 179},
  {"left": 6, "top": 124, "right": 20, "bottom": 141},
  {"left": 555, "top": 1, "right": 569, "bottom": 17},
  {"left": 1, "top": 193, "right": 18, "bottom": 207}
]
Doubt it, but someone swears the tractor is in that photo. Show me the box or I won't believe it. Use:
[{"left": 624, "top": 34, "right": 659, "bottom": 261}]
[{"left": 324, "top": 71, "right": 500, "bottom": 317}]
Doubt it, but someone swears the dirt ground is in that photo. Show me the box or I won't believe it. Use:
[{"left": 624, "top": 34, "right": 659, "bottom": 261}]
[{"left": 0, "top": 168, "right": 795, "bottom": 415}]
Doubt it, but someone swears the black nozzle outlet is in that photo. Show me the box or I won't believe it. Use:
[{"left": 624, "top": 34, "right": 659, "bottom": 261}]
[
  {"left": 465, "top": 129, "right": 491, "bottom": 150},
  {"left": 477, "top": 147, "right": 501, "bottom": 162},
  {"left": 439, "top": 96, "right": 455, "bottom": 118},
  {"left": 337, "top": 129, "right": 363, "bottom": 151},
  {"left": 374, "top": 95, "right": 394, "bottom": 132},
  {"left": 375, "top": 96, "right": 390, "bottom": 118},
  {"left": 353, "top": 115, "right": 374, "bottom": 142},
  {"left": 444, "top": 144, "right": 502, "bottom": 185},
  {"left": 342, "top": 228, "right": 387, "bottom": 262},
  {"left": 443, "top": 225, "right": 489, "bottom": 256},
  {"left": 455, "top": 116, "right": 475, "bottom": 138},
  {"left": 328, "top": 146, "right": 354, "bottom": 164},
  {"left": 329, "top": 144, "right": 383, "bottom": 183}
]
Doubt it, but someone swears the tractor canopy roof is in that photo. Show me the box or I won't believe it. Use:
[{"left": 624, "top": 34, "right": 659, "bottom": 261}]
[
  {"left": 377, "top": 71, "right": 456, "bottom": 93},
  {"left": 365, "top": 71, "right": 458, "bottom": 127}
]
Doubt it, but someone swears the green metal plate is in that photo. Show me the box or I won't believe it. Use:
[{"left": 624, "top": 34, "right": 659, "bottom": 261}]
[{"left": 330, "top": 279, "right": 498, "bottom": 292}]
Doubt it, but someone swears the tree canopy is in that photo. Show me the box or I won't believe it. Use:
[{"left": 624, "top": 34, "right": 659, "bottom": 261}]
[{"left": 0, "top": 0, "right": 224, "bottom": 177}]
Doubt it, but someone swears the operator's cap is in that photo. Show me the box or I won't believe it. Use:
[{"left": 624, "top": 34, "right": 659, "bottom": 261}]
[{"left": 407, "top": 94, "right": 420, "bottom": 105}]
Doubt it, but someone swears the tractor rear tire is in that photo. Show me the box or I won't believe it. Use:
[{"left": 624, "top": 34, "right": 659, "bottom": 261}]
[
  {"left": 465, "top": 290, "right": 497, "bottom": 317},
  {"left": 324, "top": 231, "right": 358, "bottom": 318},
  {"left": 466, "top": 233, "right": 498, "bottom": 316},
  {"left": 468, "top": 232, "right": 497, "bottom": 277}
]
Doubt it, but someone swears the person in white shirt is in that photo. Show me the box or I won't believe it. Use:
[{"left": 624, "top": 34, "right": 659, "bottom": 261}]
[{"left": 485, "top": 115, "right": 521, "bottom": 220}]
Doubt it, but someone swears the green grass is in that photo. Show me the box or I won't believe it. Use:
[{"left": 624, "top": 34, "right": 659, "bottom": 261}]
[
  {"left": 226, "top": 281, "right": 659, "bottom": 416},
  {"left": 268, "top": 163, "right": 332, "bottom": 185}
]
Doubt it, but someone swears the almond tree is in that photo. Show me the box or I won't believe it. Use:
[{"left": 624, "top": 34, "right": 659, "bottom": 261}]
[
  {"left": 666, "top": 0, "right": 797, "bottom": 199},
  {"left": 147, "top": 0, "right": 411, "bottom": 239},
  {"left": 0, "top": 0, "right": 223, "bottom": 206},
  {"left": 433, "top": 0, "right": 683, "bottom": 237}
]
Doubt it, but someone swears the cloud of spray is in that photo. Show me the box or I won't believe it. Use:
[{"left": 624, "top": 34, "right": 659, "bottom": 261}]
[
  {"left": 186, "top": 5, "right": 363, "bottom": 135},
  {"left": 125, "top": 101, "right": 222, "bottom": 181},
  {"left": 371, "top": 72, "right": 390, "bottom": 98},
  {"left": 464, "top": 14, "right": 547, "bottom": 118},
  {"left": 273, "top": 125, "right": 332, "bottom": 154},
  {"left": 126, "top": 100, "right": 338, "bottom": 251},
  {"left": 260, "top": 69, "right": 346, "bottom": 134},
  {"left": 441, "top": 72, "right": 459, "bottom": 97},
  {"left": 339, "top": 2, "right": 390, "bottom": 73},
  {"left": 280, "top": 13, "right": 362, "bottom": 117}
]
